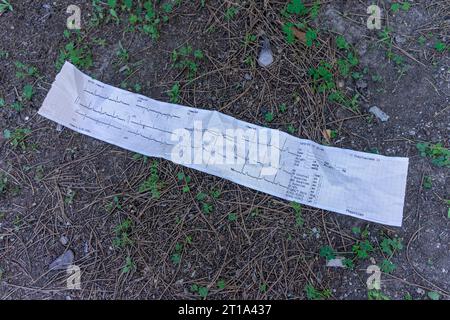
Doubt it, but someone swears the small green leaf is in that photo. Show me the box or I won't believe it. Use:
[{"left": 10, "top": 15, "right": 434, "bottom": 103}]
[
  {"left": 196, "top": 192, "right": 207, "bottom": 201},
  {"left": 217, "top": 279, "right": 226, "bottom": 290},
  {"left": 319, "top": 246, "right": 336, "bottom": 260},
  {"left": 23, "top": 84, "right": 33, "bottom": 100},
  {"left": 227, "top": 212, "right": 237, "bottom": 222},
  {"left": 427, "top": 291, "right": 440, "bottom": 300},
  {"left": 264, "top": 112, "right": 274, "bottom": 123},
  {"left": 3, "top": 129, "right": 11, "bottom": 139},
  {"left": 198, "top": 286, "right": 208, "bottom": 298}
]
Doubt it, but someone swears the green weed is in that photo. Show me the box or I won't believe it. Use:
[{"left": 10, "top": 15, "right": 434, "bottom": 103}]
[
  {"left": 0, "top": 0, "right": 12, "bottom": 13},
  {"left": 168, "top": 83, "right": 180, "bottom": 103},
  {"left": 122, "top": 256, "right": 136, "bottom": 273},
  {"left": 113, "top": 218, "right": 133, "bottom": 248},
  {"left": 290, "top": 201, "right": 304, "bottom": 227},
  {"left": 305, "top": 284, "right": 332, "bottom": 300},
  {"left": 3, "top": 128, "right": 31, "bottom": 150},
  {"left": 416, "top": 142, "right": 450, "bottom": 168},
  {"left": 139, "top": 161, "right": 163, "bottom": 198},
  {"left": 171, "top": 46, "right": 204, "bottom": 78}
]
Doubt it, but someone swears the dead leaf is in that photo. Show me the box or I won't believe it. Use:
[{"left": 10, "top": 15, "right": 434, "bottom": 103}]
[
  {"left": 322, "top": 129, "right": 332, "bottom": 143},
  {"left": 292, "top": 27, "right": 306, "bottom": 43}
]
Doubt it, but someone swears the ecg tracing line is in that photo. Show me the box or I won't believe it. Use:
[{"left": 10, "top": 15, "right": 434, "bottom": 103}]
[
  {"left": 75, "top": 110, "right": 122, "bottom": 130},
  {"left": 79, "top": 102, "right": 126, "bottom": 122},
  {"left": 130, "top": 120, "right": 173, "bottom": 134},
  {"left": 126, "top": 129, "right": 175, "bottom": 146},
  {"left": 83, "top": 89, "right": 130, "bottom": 106},
  {"left": 135, "top": 104, "right": 181, "bottom": 119}
]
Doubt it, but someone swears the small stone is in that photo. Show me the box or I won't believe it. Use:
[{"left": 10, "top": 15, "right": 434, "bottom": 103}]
[
  {"left": 59, "top": 235, "right": 69, "bottom": 245},
  {"left": 416, "top": 288, "right": 425, "bottom": 295},
  {"left": 244, "top": 73, "right": 252, "bottom": 81},
  {"left": 326, "top": 258, "right": 345, "bottom": 268},
  {"left": 258, "top": 37, "right": 274, "bottom": 68},
  {"left": 369, "top": 106, "right": 390, "bottom": 122},
  {"left": 49, "top": 250, "right": 74, "bottom": 270},
  {"left": 356, "top": 79, "right": 367, "bottom": 90}
]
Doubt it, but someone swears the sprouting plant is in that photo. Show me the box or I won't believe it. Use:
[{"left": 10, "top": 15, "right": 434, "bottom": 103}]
[
  {"left": 416, "top": 142, "right": 450, "bottom": 168},
  {"left": 290, "top": 201, "right": 304, "bottom": 227},
  {"left": 336, "top": 35, "right": 349, "bottom": 50},
  {"left": 122, "top": 256, "right": 136, "bottom": 273},
  {"left": 116, "top": 41, "right": 129, "bottom": 64},
  {"left": 352, "top": 240, "right": 374, "bottom": 259},
  {"left": 190, "top": 284, "right": 208, "bottom": 298},
  {"left": 10, "top": 102, "right": 23, "bottom": 112},
  {"left": 168, "top": 83, "right": 180, "bottom": 103},
  {"left": 139, "top": 160, "right": 163, "bottom": 198},
  {"left": 251, "top": 208, "right": 260, "bottom": 218},
  {"left": 172, "top": 235, "right": 193, "bottom": 262},
  {"left": 132, "top": 152, "right": 149, "bottom": 164},
  {"left": 224, "top": 6, "right": 238, "bottom": 20},
  {"left": 264, "top": 112, "right": 274, "bottom": 123},
  {"left": 210, "top": 189, "right": 221, "bottom": 199},
  {"left": 259, "top": 283, "right": 268, "bottom": 293},
  {"left": 113, "top": 218, "right": 133, "bottom": 248},
  {"left": 171, "top": 46, "right": 204, "bottom": 78},
  {"left": 305, "top": 28, "right": 318, "bottom": 47},
  {"left": 422, "top": 176, "right": 432, "bottom": 190},
  {"left": 227, "top": 212, "right": 237, "bottom": 222},
  {"left": 368, "top": 289, "right": 390, "bottom": 300},
  {"left": 106, "top": 195, "right": 122, "bottom": 212},
  {"left": 22, "top": 84, "right": 33, "bottom": 101},
  {"left": 434, "top": 41, "right": 447, "bottom": 53},
  {"left": 319, "top": 246, "right": 336, "bottom": 261},
  {"left": 0, "top": 0, "right": 13, "bottom": 13},
  {"left": 64, "top": 189, "right": 76, "bottom": 205},
  {"left": 305, "top": 284, "right": 332, "bottom": 300},
  {"left": 380, "top": 236, "right": 403, "bottom": 256},
  {"left": 202, "top": 202, "right": 213, "bottom": 214},
  {"left": 427, "top": 291, "right": 441, "bottom": 300},
  {"left": 371, "top": 74, "right": 383, "bottom": 82},
  {"left": 244, "top": 33, "right": 257, "bottom": 46},
  {"left": 217, "top": 279, "right": 226, "bottom": 290},
  {"left": 106, "top": 0, "right": 120, "bottom": 23},
  {"left": 287, "top": 124, "right": 296, "bottom": 135},
  {"left": 309, "top": 62, "right": 335, "bottom": 93},
  {"left": 3, "top": 128, "right": 31, "bottom": 150},
  {"left": 380, "top": 259, "right": 396, "bottom": 274},
  {"left": 285, "top": 0, "right": 308, "bottom": 16},
  {"left": 15, "top": 61, "right": 38, "bottom": 79},
  {"left": 177, "top": 171, "right": 191, "bottom": 193},
  {"left": 378, "top": 27, "right": 393, "bottom": 45},
  {"left": 417, "top": 35, "right": 427, "bottom": 46},
  {"left": 196, "top": 192, "right": 207, "bottom": 201},
  {"left": 56, "top": 39, "right": 93, "bottom": 71},
  {"left": 391, "top": 1, "right": 411, "bottom": 13}
]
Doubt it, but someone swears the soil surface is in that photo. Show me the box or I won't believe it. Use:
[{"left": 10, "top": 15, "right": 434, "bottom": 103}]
[{"left": 0, "top": 0, "right": 448, "bottom": 300}]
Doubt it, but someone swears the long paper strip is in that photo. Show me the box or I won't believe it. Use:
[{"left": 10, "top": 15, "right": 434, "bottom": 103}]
[{"left": 38, "top": 62, "right": 409, "bottom": 226}]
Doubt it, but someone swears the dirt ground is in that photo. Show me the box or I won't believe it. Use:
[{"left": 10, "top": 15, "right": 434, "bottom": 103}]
[{"left": 0, "top": 0, "right": 448, "bottom": 300}]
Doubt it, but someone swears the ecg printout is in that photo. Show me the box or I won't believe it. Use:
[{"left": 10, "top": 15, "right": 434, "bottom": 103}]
[{"left": 38, "top": 62, "right": 409, "bottom": 226}]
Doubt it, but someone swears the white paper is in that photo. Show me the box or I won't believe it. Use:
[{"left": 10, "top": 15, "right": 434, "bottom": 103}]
[{"left": 38, "top": 62, "right": 409, "bottom": 226}]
